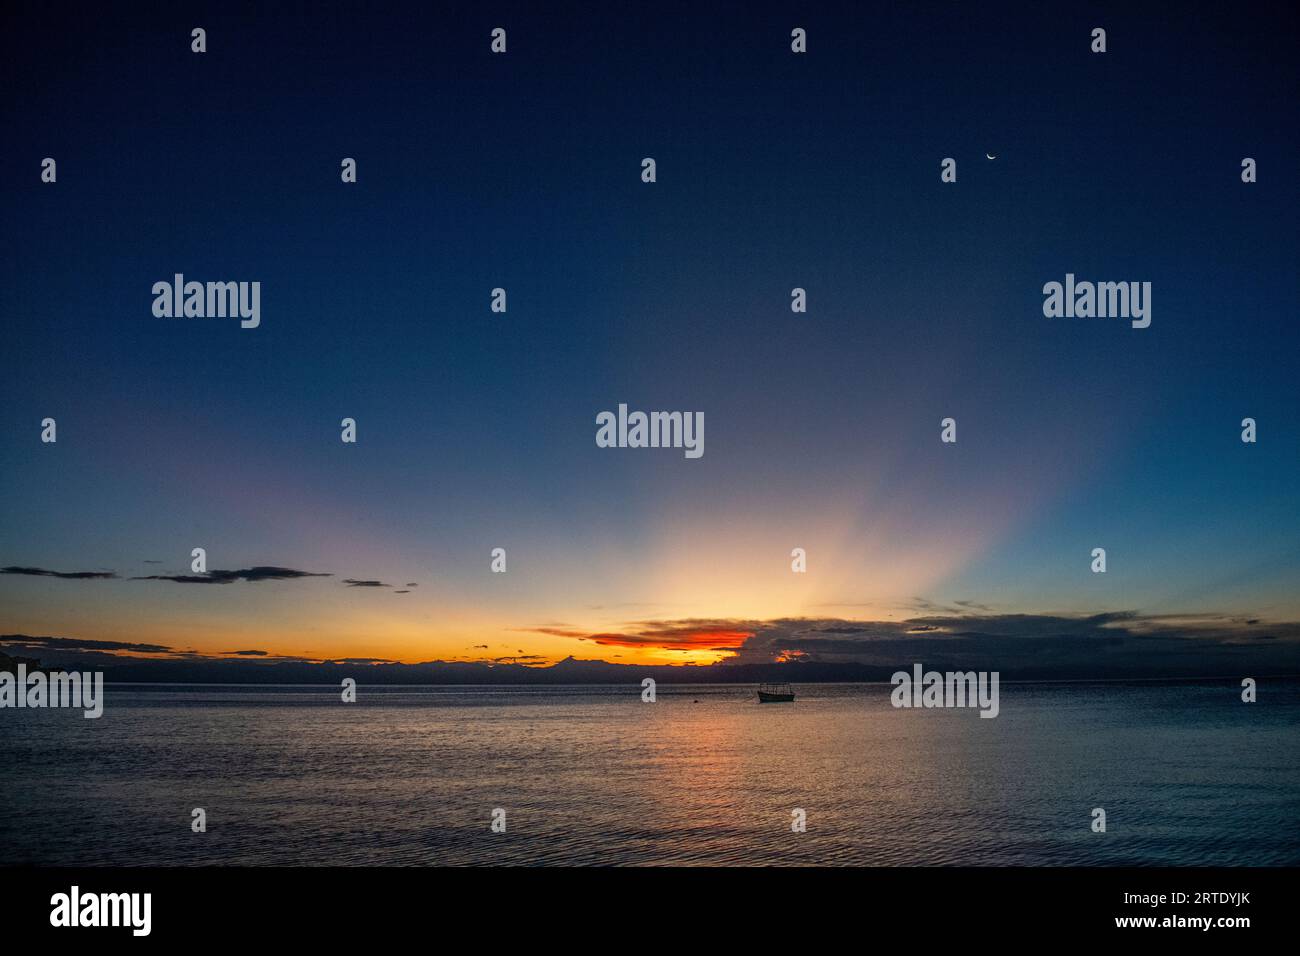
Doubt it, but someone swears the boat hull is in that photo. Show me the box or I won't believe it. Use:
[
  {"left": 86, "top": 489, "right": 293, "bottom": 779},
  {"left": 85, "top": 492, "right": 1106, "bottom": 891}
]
[{"left": 757, "top": 691, "right": 795, "bottom": 703}]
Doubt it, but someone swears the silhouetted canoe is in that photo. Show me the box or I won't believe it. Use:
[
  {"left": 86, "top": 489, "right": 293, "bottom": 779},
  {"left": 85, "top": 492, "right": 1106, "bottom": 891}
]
[{"left": 757, "top": 682, "right": 795, "bottom": 703}]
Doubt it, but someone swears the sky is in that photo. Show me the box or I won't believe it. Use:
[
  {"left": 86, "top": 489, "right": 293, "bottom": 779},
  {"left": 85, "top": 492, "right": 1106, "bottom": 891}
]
[{"left": 2, "top": 2, "right": 1297, "bottom": 675}]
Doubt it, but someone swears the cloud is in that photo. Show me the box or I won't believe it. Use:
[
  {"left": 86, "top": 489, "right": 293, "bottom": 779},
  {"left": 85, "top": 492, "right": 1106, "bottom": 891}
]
[
  {"left": 2, "top": 634, "right": 372, "bottom": 670},
  {"left": 532, "top": 611, "right": 1300, "bottom": 677},
  {"left": 741, "top": 612, "right": 1300, "bottom": 671},
  {"left": 901, "top": 596, "right": 982, "bottom": 615},
  {"left": 133, "top": 567, "right": 331, "bottom": 584},
  {"left": 8, "top": 609, "right": 1297, "bottom": 682},
  {"left": 1, "top": 566, "right": 118, "bottom": 580},
  {"left": 8, "top": 560, "right": 421, "bottom": 591},
  {"left": 1, "top": 634, "right": 172, "bottom": 654},
  {"left": 394, "top": 589, "right": 410, "bottom": 593},
  {"left": 528, "top": 620, "right": 756, "bottom": 651}
]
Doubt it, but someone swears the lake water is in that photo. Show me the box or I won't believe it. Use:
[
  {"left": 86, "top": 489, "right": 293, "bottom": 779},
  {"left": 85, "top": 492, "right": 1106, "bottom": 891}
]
[{"left": 2, "top": 680, "right": 1297, "bottom": 866}]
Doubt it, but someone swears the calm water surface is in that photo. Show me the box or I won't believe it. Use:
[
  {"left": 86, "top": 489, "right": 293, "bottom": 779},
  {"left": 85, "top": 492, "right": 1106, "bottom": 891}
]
[{"left": 2, "top": 681, "right": 1297, "bottom": 865}]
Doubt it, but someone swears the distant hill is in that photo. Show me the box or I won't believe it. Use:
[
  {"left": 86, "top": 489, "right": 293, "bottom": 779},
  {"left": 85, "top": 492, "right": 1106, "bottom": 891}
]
[
  {"left": 45, "top": 653, "right": 901, "bottom": 685},
  {"left": 4, "top": 634, "right": 1295, "bottom": 685},
  {"left": 0, "top": 650, "right": 41, "bottom": 673}
]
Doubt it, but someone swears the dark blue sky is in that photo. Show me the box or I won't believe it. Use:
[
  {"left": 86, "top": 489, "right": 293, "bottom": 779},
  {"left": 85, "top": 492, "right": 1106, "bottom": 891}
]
[{"left": 2, "top": 1, "right": 1297, "bottom": 666}]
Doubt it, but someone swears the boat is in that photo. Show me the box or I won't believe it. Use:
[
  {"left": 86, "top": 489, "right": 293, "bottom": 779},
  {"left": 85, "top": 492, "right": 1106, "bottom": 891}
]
[{"left": 757, "top": 681, "right": 795, "bottom": 703}]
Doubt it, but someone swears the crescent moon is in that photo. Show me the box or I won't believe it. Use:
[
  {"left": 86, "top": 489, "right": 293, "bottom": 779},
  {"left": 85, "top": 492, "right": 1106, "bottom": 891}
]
[{"left": 986, "top": 152, "right": 997, "bottom": 160}]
